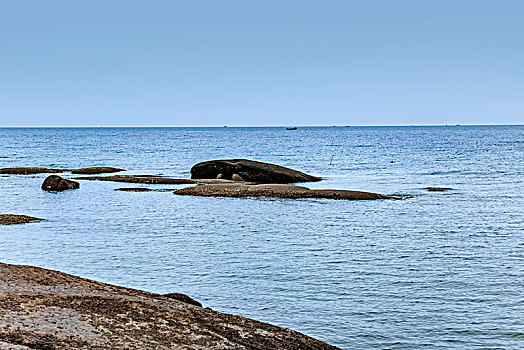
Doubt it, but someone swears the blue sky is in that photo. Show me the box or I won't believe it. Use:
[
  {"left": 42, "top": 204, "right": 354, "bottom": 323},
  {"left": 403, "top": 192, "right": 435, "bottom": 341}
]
[{"left": 1, "top": 0, "right": 523, "bottom": 126}]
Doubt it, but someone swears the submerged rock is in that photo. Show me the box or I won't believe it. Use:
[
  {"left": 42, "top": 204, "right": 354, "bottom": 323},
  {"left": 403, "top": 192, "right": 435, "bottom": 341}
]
[
  {"left": 0, "top": 214, "right": 43, "bottom": 225},
  {"left": 115, "top": 187, "right": 154, "bottom": 192},
  {"left": 0, "top": 167, "right": 66, "bottom": 174},
  {"left": 71, "top": 167, "right": 125, "bottom": 175},
  {"left": 41, "top": 175, "right": 80, "bottom": 192},
  {"left": 175, "top": 183, "right": 391, "bottom": 200},
  {"left": 191, "top": 159, "right": 321, "bottom": 183},
  {"left": 0, "top": 263, "right": 338, "bottom": 349}
]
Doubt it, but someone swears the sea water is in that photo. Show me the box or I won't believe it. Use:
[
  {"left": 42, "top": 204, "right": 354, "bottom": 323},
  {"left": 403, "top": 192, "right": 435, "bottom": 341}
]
[{"left": 0, "top": 126, "right": 522, "bottom": 349}]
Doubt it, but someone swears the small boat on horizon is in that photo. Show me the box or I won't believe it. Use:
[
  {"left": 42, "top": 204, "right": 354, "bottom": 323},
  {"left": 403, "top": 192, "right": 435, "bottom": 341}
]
[{"left": 286, "top": 127, "right": 297, "bottom": 130}]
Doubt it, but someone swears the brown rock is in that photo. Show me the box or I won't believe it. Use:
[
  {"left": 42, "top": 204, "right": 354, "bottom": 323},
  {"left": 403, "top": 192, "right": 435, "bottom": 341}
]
[
  {"left": 73, "top": 175, "right": 235, "bottom": 185},
  {"left": 41, "top": 175, "right": 80, "bottom": 192},
  {"left": 0, "top": 167, "right": 65, "bottom": 175},
  {"left": 191, "top": 159, "right": 321, "bottom": 183},
  {"left": 0, "top": 263, "right": 338, "bottom": 350},
  {"left": 71, "top": 167, "right": 125, "bottom": 175},
  {"left": 0, "top": 214, "right": 43, "bottom": 225},
  {"left": 175, "top": 183, "right": 391, "bottom": 200}
]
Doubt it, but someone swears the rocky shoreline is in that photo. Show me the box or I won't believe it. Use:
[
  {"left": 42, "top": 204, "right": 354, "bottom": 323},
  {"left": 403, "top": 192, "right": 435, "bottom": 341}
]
[{"left": 0, "top": 263, "right": 338, "bottom": 349}]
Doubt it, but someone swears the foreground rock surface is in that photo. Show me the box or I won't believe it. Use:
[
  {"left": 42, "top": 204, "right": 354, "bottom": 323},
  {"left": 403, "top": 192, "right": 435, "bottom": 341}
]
[
  {"left": 71, "top": 167, "right": 125, "bottom": 175},
  {"left": 0, "top": 215, "right": 43, "bottom": 225},
  {"left": 191, "top": 159, "right": 321, "bottom": 183},
  {"left": 175, "top": 184, "right": 390, "bottom": 200},
  {"left": 41, "top": 175, "right": 80, "bottom": 192},
  {"left": 0, "top": 167, "right": 65, "bottom": 175},
  {"left": 0, "top": 263, "right": 338, "bottom": 350}
]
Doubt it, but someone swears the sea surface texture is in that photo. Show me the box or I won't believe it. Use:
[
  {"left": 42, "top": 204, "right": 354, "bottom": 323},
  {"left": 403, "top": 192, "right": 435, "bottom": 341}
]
[{"left": 0, "top": 126, "right": 522, "bottom": 349}]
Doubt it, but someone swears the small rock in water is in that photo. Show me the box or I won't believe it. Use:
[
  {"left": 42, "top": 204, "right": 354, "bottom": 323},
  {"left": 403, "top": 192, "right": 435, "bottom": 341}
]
[
  {"left": 0, "top": 214, "right": 43, "bottom": 225},
  {"left": 115, "top": 187, "right": 153, "bottom": 192},
  {"left": 42, "top": 175, "right": 80, "bottom": 192},
  {"left": 426, "top": 187, "right": 452, "bottom": 192},
  {"left": 71, "top": 166, "right": 125, "bottom": 174}
]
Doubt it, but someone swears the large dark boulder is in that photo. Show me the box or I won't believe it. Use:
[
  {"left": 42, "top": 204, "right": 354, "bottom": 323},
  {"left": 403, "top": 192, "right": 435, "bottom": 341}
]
[
  {"left": 191, "top": 159, "right": 321, "bottom": 183},
  {"left": 41, "top": 175, "right": 79, "bottom": 192}
]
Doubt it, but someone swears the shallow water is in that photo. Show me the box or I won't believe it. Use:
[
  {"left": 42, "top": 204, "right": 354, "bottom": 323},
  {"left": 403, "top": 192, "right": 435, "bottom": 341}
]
[{"left": 0, "top": 126, "right": 523, "bottom": 349}]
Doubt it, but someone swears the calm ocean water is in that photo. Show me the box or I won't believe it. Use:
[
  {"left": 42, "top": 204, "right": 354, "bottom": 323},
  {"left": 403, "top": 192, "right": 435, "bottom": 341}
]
[{"left": 0, "top": 126, "right": 523, "bottom": 349}]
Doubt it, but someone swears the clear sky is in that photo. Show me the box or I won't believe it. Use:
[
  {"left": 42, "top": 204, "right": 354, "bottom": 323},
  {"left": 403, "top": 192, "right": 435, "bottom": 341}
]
[{"left": 1, "top": 0, "right": 523, "bottom": 126}]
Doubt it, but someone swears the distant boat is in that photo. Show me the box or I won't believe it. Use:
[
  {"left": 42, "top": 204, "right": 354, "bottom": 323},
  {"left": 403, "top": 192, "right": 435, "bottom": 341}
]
[{"left": 286, "top": 127, "right": 297, "bottom": 130}]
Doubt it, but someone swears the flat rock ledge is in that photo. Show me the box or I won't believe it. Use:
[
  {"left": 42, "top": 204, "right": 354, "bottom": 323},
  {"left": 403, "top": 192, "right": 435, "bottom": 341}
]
[
  {"left": 71, "top": 167, "right": 125, "bottom": 175},
  {"left": 0, "top": 167, "right": 125, "bottom": 175},
  {"left": 74, "top": 175, "right": 236, "bottom": 185},
  {"left": 175, "top": 184, "right": 391, "bottom": 200},
  {"left": 0, "top": 215, "right": 43, "bottom": 225},
  {"left": 0, "top": 167, "right": 66, "bottom": 175},
  {"left": 0, "top": 263, "right": 338, "bottom": 350},
  {"left": 115, "top": 187, "right": 177, "bottom": 192}
]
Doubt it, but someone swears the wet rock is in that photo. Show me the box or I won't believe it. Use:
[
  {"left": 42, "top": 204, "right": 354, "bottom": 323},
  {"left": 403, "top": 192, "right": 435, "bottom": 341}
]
[
  {"left": 71, "top": 167, "right": 125, "bottom": 175},
  {"left": 175, "top": 183, "right": 391, "bottom": 200},
  {"left": 0, "top": 214, "right": 43, "bottom": 225},
  {"left": 73, "top": 175, "right": 235, "bottom": 185},
  {"left": 163, "top": 293, "right": 202, "bottom": 307},
  {"left": 0, "top": 167, "right": 66, "bottom": 175},
  {"left": 426, "top": 187, "right": 452, "bottom": 192},
  {"left": 191, "top": 159, "right": 321, "bottom": 183},
  {"left": 41, "top": 175, "right": 80, "bottom": 192},
  {"left": 115, "top": 187, "right": 177, "bottom": 192},
  {"left": 0, "top": 263, "right": 338, "bottom": 349},
  {"left": 115, "top": 187, "right": 153, "bottom": 192}
]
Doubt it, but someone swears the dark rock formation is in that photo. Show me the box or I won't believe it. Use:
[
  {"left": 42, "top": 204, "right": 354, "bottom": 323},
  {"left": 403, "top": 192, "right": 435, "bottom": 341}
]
[
  {"left": 426, "top": 187, "right": 452, "bottom": 192},
  {"left": 191, "top": 159, "right": 321, "bottom": 183},
  {"left": 115, "top": 187, "right": 177, "bottom": 192},
  {"left": 41, "top": 175, "right": 80, "bottom": 192},
  {"left": 0, "top": 167, "right": 65, "bottom": 174},
  {"left": 0, "top": 214, "right": 43, "bottom": 225},
  {"left": 115, "top": 187, "right": 154, "bottom": 192},
  {"left": 175, "top": 183, "right": 391, "bottom": 200},
  {"left": 0, "top": 263, "right": 338, "bottom": 349},
  {"left": 163, "top": 293, "right": 203, "bottom": 307},
  {"left": 74, "top": 175, "right": 235, "bottom": 185},
  {"left": 71, "top": 167, "right": 125, "bottom": 175}
]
